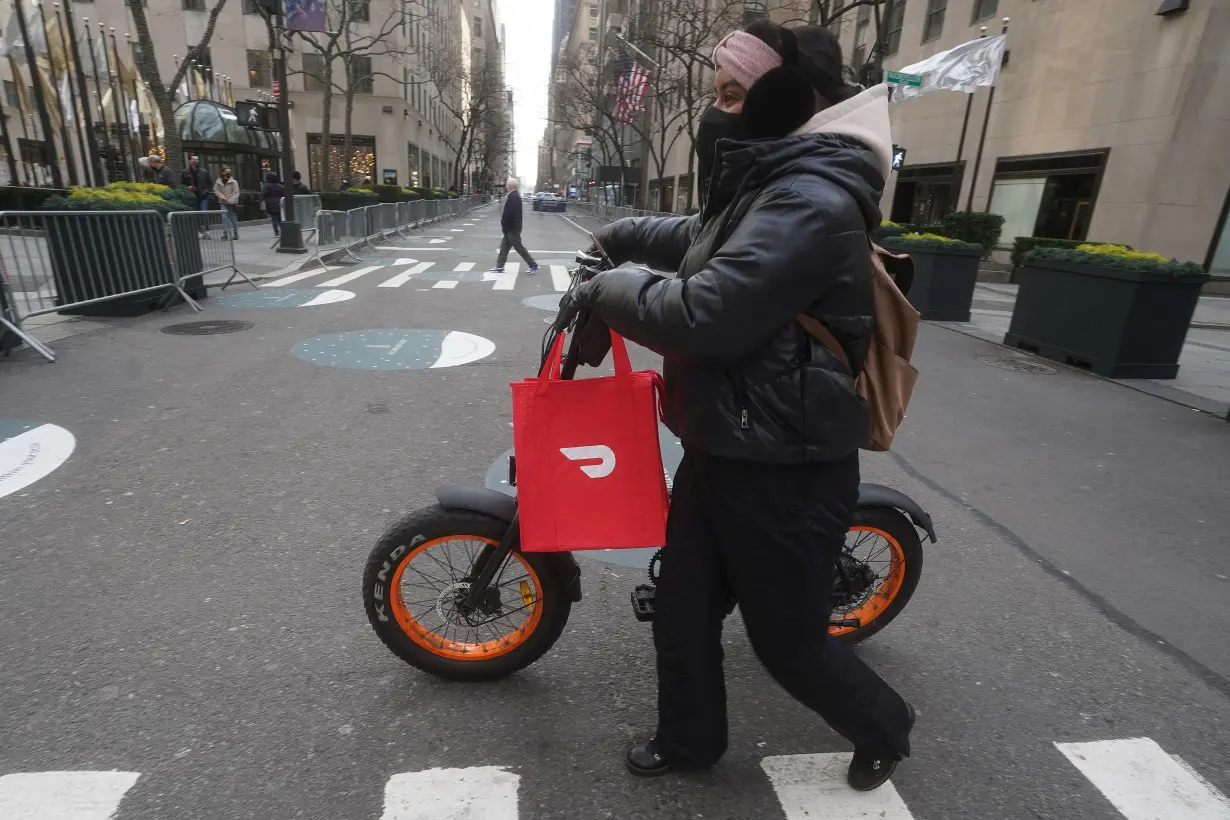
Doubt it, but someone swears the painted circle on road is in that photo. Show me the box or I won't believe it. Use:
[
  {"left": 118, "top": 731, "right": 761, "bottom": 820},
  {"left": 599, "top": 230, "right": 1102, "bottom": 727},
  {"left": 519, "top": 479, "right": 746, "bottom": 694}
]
[
  {"left": 212, "top": 289, "right": 355, "bottom": 308},
  {"left": 292, "top": 329, "right": 495, "bottom": 371},
  {"left": 0, "top": 419, "right": 76, "bottom": 499},
  {"left": 522, "top": 294, "right": 563, "bottom": 312},
  {"left": 483, "top": 423, "right": 682, "bottom": 570}
]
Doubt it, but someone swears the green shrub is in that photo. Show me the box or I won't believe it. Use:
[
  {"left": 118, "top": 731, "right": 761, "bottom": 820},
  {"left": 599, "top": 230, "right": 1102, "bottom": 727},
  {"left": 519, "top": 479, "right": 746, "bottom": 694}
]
[
  {"left": 40, "top": 182, "right": 191, "bottom": 215},
  {"left": 370, "top": 184, "right": 404, "bottom": 203},
  {"left": 883, "top": 232, "right": 982, "bottom": 253},
  {"left": 941, "top": 211, "right": 1005, "bottom": 255},
  {"left": 1011, "top": 237, "right": 1085, "bottom": 267},
  {"left": 1024, "top": 246, "right": 1204, "bottom": 277},
  {"left": 875, "top": 220, "right": 915, "bottom": 240}
]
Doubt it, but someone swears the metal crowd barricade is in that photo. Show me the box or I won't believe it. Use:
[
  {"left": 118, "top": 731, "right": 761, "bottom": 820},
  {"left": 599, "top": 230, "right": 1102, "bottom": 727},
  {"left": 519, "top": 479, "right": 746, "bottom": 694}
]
[
  {"left": 0, "top": 210, "right": 200, "bottom": 363},
  {"left": 271, "top": 194, "right": 322, "bottom": 249},
  {"left": 169, "top": 211, "right": 259, "bottom": 291},
  {"left": 305, "top": 209, "right": 349, "bottom": 270}
]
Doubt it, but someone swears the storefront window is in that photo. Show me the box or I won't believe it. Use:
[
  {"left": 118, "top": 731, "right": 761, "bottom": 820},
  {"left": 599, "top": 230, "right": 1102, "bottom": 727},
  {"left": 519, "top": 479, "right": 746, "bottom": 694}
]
[
  {"left": 308, "top": 133, "right": 377, "bottom": 189},
  {"left": 989, "top": 178, "right": 1047, "bottom": 247},
  {"left": 988, "top": 150, "right": 1107, "bottom": 244},
  {"left": 1210, "top": 190, "right": 1230, "bottom": 276},
  {"left": 407, "top": 143, "right": 420, "bottom": 187}
]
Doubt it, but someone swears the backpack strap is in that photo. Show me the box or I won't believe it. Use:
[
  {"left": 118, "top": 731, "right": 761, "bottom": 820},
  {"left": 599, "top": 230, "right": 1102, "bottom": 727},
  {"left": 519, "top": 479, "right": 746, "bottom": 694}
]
[{"left": 796, "top": 313, "right": 849, "bottom": 368}]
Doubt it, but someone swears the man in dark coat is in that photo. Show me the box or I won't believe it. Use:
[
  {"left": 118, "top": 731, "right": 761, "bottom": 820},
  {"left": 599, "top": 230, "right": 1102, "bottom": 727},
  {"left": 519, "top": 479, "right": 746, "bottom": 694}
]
[
  {"left": 181, "top": 155, "right": 213, "bottom": 210},
  {"left": 147, "top": 154, "right": 177, "bottom": 188},
  {"left": 491, "top": 177, "right": 539, "bottom": 274}
]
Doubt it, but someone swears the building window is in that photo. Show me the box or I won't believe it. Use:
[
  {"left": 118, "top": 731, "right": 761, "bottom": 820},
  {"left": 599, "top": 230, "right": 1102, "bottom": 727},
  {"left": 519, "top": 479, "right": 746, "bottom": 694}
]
[
  {"left": 588, "top": 24, "right": 597, "bottom": 40},
  {"left": 247, "top": 50, "right": 272, "bottom": 87},
  {"left": 971, "top": 0, "right": 997, "bottom": 24},
  {"left": 302, "top": 53, "right": 327, "bottom": 92},
  {"left": 350, "top": 56, "right": 373, "bottom": 93},
  {"left": 852, "top": 5, "right": 871, "bottom": 68},
  {"left": 309, "top": 132, "right": 376, "bottom": 189},
  {"left": 885, "top": 0, "right": 906, "bottom": 56},
  {"left": 923, "top": 0, "right": 946, "bottom": 42},
  {"left": 407, "top": 142, "right": 420, "bottom": 186},
  {"left": 194, "top": 47, "right": 213, "bottom": 72},
  {"left": 473, "top": 17, "right": 481, "bottom": 37},
  {"left": 182, "top": 0, "right": 205, "bottom": 9},
  {"left": 3, "top": 81, "right": 19, "bottom": 109},
  {"left": 588, "top": 3, "right": 598, "bottom": 15},
  {"left": 350, "top": 0, "right": 369, "bottom": 22},
  {"left": 987, "top": 150, "right": 1110, "bottom": 244}
]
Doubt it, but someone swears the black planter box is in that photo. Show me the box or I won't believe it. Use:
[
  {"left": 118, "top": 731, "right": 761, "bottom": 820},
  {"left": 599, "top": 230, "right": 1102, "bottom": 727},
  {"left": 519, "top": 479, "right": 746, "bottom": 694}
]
[
  {"left": 48, "top": 214, "right": 174, "bottom": 317},
  {"left": 1004, "top": 259, "right": 1209, "bottom": 379},
  {"left": 338, "top": 194, "right": 379, "bottom": 211},
  {"left": 879, "top": 240, "right": 981, "bottom": 321}
]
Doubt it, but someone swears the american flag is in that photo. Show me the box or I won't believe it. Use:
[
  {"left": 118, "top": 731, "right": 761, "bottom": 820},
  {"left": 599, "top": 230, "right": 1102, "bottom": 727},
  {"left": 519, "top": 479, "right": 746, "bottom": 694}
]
[{"left": 612, "top": 48, "right": 651, "bottom": 125}]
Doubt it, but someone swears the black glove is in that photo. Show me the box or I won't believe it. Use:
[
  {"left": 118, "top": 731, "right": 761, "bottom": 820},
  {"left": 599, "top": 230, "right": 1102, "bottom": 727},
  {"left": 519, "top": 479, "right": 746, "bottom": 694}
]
[{"left": 571, "top": 309, "right": 612, "bottom": 367}]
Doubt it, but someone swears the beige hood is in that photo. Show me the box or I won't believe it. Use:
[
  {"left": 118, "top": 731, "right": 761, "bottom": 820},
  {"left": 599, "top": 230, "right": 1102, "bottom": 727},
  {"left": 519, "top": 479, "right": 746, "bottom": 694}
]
[{"left": 790, "top": 84, "right": 894, "bottom": 181}]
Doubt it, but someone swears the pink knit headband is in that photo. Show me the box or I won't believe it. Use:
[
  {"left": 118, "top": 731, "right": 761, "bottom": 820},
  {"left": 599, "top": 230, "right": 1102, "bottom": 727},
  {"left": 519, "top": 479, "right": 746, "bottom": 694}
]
[{"left": 713, "top": 30, "right": 783, "bottom": 92}]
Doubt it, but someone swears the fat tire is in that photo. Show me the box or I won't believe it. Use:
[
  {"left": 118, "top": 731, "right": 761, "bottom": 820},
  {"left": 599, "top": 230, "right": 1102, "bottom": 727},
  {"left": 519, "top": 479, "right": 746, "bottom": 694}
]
[
  {"left": 363, "top": 505, "right": 573, "bottom": 681},
  {"left": 835, "top": 506, "right": 924, "bottom": 645}
]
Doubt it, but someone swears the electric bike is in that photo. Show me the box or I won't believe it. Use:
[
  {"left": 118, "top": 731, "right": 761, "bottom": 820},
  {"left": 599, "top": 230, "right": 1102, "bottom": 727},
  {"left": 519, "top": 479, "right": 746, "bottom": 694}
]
[{"left": 363, "top": 252, "right": 937, "bottom": 681}]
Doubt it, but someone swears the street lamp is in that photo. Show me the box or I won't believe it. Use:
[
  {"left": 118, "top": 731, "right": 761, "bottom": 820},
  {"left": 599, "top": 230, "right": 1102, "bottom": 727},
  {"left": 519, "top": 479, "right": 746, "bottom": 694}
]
[{"left": 267, "top": 0, "right": 305, "bottom": 254}]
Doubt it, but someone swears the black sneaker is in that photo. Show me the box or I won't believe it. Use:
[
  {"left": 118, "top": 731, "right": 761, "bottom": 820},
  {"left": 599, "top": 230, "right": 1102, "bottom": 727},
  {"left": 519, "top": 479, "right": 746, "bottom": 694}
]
[
  {"left": 626, "top": 736, "right": 671, "bottom": 777},
  {"left": 847, "top": 702, "right": 915, "bottom": 791}
]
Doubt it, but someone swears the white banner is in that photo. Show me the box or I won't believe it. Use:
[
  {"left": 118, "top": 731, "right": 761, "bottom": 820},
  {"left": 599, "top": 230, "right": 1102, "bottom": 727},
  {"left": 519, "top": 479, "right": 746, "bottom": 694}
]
[{"left": 891, "top": 34, "right": 1006, "bottom": 102}]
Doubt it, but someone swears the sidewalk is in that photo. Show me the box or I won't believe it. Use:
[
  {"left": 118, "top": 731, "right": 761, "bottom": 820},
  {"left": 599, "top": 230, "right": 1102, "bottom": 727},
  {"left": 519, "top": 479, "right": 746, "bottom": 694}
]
[
  {"left": 941, "top": 283, "right": 1230, "bottom": 416},
  {"left": 201, "top": 224, "right": 320, "bottom": 287}
]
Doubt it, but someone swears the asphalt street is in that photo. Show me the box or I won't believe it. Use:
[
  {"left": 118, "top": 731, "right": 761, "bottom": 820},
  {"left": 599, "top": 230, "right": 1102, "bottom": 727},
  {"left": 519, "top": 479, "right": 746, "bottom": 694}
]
[{"left": 1, "top": 202, "right": 1229, "bottom": 819}]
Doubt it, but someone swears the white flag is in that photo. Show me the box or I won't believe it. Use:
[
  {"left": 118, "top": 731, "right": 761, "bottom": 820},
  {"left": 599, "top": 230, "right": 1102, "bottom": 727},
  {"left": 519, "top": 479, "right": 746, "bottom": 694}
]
[{"left": 890, "top": 34, "right": 1006, "bottom": 102}]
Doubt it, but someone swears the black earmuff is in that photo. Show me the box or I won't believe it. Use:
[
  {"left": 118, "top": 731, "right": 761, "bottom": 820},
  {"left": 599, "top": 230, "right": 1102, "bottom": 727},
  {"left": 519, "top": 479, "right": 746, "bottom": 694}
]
[{"left": 741, "top": 26, "right": 817, "bottom": 139}]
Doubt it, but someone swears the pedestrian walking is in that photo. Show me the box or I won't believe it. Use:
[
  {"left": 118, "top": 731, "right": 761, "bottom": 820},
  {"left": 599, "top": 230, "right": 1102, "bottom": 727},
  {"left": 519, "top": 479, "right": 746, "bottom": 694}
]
[
  {"left": 146, "top": 153, "right": 177, "bottom": 188},
  {"left": 568, "top": 20, "right": 914, "bottom": 791},
  {"left": 262, "top": 172, "right": 285, "bottom": 238},
  {"left": 491, "top": 177, "right": 539, "bottom": 275},
  {"left": 182, "top": 155, "right": 214, "bottom": 212},
  {"left": 213, "top": 166, "right": 241, "bottom": 240}
]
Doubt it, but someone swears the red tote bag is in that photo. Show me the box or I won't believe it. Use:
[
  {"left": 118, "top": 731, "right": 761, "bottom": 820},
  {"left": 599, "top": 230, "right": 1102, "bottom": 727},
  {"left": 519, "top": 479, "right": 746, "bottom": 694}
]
[{"left": 511, "top": 331, "right": 668, "bottom": 552}]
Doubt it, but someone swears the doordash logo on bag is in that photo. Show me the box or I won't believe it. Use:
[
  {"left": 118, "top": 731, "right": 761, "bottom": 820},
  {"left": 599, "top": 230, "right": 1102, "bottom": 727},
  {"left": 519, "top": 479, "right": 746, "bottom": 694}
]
[{"left": 560, "top": 445, "right": 616, "bottom": 478}]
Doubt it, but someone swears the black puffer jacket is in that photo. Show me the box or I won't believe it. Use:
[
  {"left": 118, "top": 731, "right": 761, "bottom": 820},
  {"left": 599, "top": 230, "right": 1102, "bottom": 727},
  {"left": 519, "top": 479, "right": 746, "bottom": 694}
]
[{"left": 575, "top": 122, "right": 886, "bottom": 464}]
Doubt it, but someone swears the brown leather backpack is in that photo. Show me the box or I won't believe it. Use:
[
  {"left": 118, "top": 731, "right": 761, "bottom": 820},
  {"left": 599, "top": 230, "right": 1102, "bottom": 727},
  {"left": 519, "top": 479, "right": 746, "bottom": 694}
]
[{"left": 797, "top": 243, "right": 920, "bottom": 451}]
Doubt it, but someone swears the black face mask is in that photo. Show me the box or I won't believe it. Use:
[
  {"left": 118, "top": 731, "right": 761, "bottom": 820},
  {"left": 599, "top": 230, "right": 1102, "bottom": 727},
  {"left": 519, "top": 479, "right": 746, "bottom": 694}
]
[{"left": 696, "top": 105, "right": 751, "bottom": 208}]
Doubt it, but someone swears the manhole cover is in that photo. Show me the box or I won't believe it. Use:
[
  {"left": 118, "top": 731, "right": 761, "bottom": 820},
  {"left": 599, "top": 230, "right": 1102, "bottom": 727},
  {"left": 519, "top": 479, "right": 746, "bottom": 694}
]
[
  {"left": 161, "top": 320, "right": 255, "bottom": 336},
  {"left": 978, "top": 355, "right": 1056, "bottom": 374}
]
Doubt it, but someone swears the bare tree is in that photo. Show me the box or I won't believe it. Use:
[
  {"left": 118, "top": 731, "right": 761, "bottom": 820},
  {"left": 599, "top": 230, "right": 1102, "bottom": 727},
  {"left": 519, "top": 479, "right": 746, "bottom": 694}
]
[
  {"left": 421, "top": 38, "right": 504, "bottom": 192},
  {"left": 290, "top": 0, "right": 424, "bottom": 188},
  {"left": 779, "top": 0, "right": 891, "bottom": 84},
  {"left": 553, "top": 42, "right": 635, "bottom": 203},
  {"left": 128, "top": 0, "right": 230, "bottom": 173}
]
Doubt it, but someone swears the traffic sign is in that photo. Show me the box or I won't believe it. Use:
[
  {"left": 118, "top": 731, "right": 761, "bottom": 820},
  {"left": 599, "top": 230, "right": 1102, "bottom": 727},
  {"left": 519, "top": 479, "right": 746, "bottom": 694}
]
[
  {"left": 887, "top": 71, "right": 923, "bottom": 87},
  {"left": 272, "top": 80, "right": 281, "bottom": 99}
]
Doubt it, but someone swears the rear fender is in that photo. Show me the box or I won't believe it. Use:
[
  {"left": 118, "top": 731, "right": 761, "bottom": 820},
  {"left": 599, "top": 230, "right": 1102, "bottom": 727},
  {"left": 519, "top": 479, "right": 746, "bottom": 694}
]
[
  {"left": 857, "top": 483, "right": 937, "bottom": 543},
  {"left": 434, "top": 485, "right": 583, "bottom": 602}
]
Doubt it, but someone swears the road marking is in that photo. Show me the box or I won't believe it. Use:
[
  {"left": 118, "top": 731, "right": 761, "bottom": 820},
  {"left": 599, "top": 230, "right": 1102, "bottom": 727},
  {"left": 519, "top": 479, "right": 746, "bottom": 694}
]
[
  {"left": 318, "top": 265, "right": 385, "bottom": 287},
  {"left": 450, "top": 229, "right": 464, "bottom": 232},
  {"left": 433, "top": 280, "right": 459, "bottom": 289},
  {"left": 0, "top": 422, "right": 76, "bottom": 499},
  {"left": 0, "top": 771, "right": 141, "bottom": 820},
  {"left": 433, "top": 331, "right": 496, "bottom": 368},
  {"left": 265, "top": 266, "right": 341, "bottom": 287},
  {"left": 454, "top": 262, "right": 475, "bottom": 272},
  {"left": 381, "top": 767, "right": 518, "bottom": 820},
  {"left": 1055, "top": 738, "right": 1230, "bottom": 819},
  {"left": 761, "top": 754, "right": 915, "bottom": 820},
  {"left": 300, "top": 290, "right": 355, "bottom": 306},
  {"left": 493, "top": 263, "right": 519, "bottom": 291},
  {"left": 378, "top": 262, "right": 435, "bottom": 288},
  {"left": 549, "top": 265, "right": 571, "bottom": 292}
]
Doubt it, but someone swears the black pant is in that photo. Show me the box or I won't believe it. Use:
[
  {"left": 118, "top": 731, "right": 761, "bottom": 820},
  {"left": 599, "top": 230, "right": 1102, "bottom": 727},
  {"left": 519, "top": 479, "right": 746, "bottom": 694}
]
[
  {"left": 654, "top": 449, "right": 912, "bottom": 768},
  {"left": 496, "top": 230, "right": 536, "bottom": 268},
  {"left": 269, "top": 209, "right": 282, "bottom": 236}
]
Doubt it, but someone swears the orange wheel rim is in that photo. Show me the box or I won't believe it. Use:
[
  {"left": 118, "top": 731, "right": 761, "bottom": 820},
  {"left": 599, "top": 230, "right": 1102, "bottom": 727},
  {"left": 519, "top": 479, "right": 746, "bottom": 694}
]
[
  {"left": 390, "top": 535, "right": 544, "bottom": 661},
  {"left": 829, "top": 526, "right": 906, "bottom": 637}
]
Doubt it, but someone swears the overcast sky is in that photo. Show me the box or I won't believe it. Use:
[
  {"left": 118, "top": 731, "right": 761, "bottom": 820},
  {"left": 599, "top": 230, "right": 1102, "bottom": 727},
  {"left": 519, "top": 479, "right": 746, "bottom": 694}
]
[{"left": 500, "top": 0, "right": 552, "bottom": 187}]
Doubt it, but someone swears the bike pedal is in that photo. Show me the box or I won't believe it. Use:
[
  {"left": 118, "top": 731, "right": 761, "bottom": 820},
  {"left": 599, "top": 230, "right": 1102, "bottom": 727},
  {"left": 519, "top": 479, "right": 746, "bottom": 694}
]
[{"left": 631, "top": 584, "right": 657, "bottom": 622}]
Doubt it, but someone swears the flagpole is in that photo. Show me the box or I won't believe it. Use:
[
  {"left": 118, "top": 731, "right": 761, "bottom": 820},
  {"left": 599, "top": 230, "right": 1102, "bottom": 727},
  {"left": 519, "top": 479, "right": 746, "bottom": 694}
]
[
  {"left": 111, "top": 29, "right": 138, "bottom": 175},
  {"left": 82, "top": 18, "right": 109, "bottom": 181},
  {"left": 125, "top": 34, "right": 147, "bottom": 157},
  {"left": 0, "top": 96, "right": 19, "bottom": 185},
  {"left": 64, "top": 7, "right": 103, "bottom": 186},
  {"left": 965, "top": 17, "right": 1009, "bottom": 212},
  {"left": 37, "top": 0, "right": 79, "bottom": 185},
  {"left": 13, "top": 0, "right": 62, "bottom": 187},
  {"left": 951, "top": 25, "right": 987, "bottom": 214},
  {"left": 54, "top": 3, "right": 93, "bottom": 186},
  {"left": 101, "top": 24, "right": 131, "bottom": 180}
]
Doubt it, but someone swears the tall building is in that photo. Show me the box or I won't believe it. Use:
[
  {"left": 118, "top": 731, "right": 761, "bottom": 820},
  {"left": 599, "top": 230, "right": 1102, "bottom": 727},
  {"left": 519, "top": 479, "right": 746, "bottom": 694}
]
[{"left": 0, "top": 0, "right": 486, "bottom": 194}]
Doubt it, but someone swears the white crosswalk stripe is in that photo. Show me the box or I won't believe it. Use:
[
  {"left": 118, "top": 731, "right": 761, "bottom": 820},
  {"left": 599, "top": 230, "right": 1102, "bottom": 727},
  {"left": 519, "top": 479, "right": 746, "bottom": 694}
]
[
  {"left": 493, "top": 263, "right": 519, "bottom": 291},
  {"left": 380, "top": 767, "right": 519, "bottom": 820},
  {"left": 549, "top": 265, "right": 571, "bottom": 292},
  {"left": 0, "top": 771, "right": 141, "bottom": 820},
  {"left": 319, "top": 265, "right": 385, "bottom": 287},
  {"left": 6, "top": 737, "right": 1226, "bottom": 818},
  {"left": 378, "top": 262, "right": 434, "bottom": 288},
  {"left": 1055, "top": 738, "right": 1230, "bottom": 819},
  {"left": 265, "top": 266, "right": 342, "bottom": 287},
  {"left": 433, "top": 280, "right": 459, "bottom": 289},
  {"left": 762, "top": 754, "right": 914, "bottom": 819}
]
